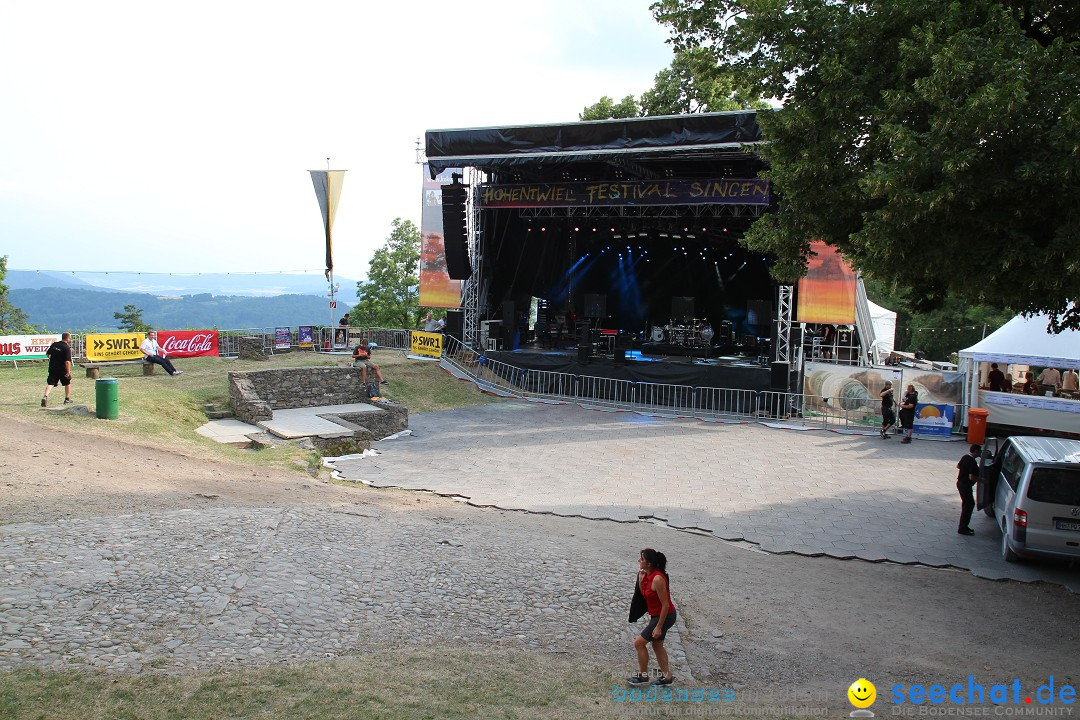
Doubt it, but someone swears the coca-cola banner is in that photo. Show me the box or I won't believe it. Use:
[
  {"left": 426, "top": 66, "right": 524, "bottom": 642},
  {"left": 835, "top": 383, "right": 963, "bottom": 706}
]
[{"left": 157, "top": 330, "right": 220, "bottom": 358}]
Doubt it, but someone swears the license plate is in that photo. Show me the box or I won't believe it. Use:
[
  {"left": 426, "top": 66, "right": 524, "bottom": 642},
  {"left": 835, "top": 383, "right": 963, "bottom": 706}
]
[{"left": 1054, "top": 519, "right": 1080, "bottom": 532}]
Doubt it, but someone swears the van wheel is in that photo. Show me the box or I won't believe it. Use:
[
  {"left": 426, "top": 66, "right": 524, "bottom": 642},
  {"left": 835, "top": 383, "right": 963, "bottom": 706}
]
[{"left": 1001, "top": 521, "right": 1020, "bottom": 563}]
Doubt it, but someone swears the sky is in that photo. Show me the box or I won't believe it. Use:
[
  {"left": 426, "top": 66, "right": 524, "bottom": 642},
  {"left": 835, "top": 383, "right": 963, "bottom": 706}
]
[{"left": 0, "top": 1, "right": 675, "bottom": 289}]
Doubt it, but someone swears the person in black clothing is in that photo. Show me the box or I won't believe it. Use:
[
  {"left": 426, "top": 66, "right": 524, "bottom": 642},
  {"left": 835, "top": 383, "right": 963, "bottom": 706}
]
[
  {"left": 956, "top": 444, "right": 981, "bottom": 535},
  {"left": 898, "top": 384, "right": 919, "bottom": 444},
  {"left": 42, "top": 332, "right": 73, "bottom": 407},
  {"left": 879, "top": 380, "right": 896, "bottom": 438},
  {"left": 987, "top": 363, "right": 1006, "bottom": 392}
]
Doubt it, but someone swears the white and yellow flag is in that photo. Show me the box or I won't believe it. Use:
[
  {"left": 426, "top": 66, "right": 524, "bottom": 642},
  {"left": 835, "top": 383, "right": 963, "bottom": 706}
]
[{"left": 310, "top": 170, "right": 346, "bottom": 280}]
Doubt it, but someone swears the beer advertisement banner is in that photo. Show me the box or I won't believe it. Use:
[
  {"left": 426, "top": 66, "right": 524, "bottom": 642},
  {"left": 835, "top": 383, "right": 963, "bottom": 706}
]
[
  {"left": 157, "top": 330, "right": 219, "bottom": 358},
  {"left": 86, "top": 333, "right": 144, "bottom": 362},
  {"left": 0, "top": 334, "right": 60, "bottom": 361},
  {"left": 797, "top": 241, "right": 857, "bottom": 325},
  {"left": 419, "top": 164, "right": 462, "bottom": 309},
  {"left": 476, "top": 178, "right": 770, "bottom": 209},
  {"left": 410, "top": 330, "right": 443, "bottom": 359}
]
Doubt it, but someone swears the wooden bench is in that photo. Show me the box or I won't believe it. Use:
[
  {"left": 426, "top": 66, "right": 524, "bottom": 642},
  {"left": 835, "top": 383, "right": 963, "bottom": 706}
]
[{"left": 80, "top": 360, "right": 155, "bottom": 379}]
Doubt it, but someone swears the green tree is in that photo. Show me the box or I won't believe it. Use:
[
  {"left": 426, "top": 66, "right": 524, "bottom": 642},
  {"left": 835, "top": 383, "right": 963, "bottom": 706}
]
[
  {"left": 579, "top": 48, "right": 769, "bottom": 120},
  {"left": 0, "top": 256, "right": 31, "bottom": 333},
  {"left": 353, "top": 218, "right": 420, "bottom": 329},
  {"left": 579, "top": 95, "right": 641, "bottom": 121},
  {"left": 113, "top": 304, "right": 150, "bottom": 332},
  {"left": 653, "top": 0, "right": 1080, "bottom": 331}
]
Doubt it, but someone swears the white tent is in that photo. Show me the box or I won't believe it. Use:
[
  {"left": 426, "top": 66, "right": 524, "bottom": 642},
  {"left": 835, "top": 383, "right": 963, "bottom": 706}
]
[
  {"left": 958, "top": 313, "right": 1080, "bottom": 432},
  {"left": 866, "top": 299, "right": 896, "bottom": 360},
  {"left": 958, "top": 314, "right": 1080, "bottom": 370}
]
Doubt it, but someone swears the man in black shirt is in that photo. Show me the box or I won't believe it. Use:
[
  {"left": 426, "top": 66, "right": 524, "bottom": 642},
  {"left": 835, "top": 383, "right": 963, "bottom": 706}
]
[
  {"left": 42, "top": 332, "right": 73, "bottom": 407},
  {"left": 987, "top": 363, "right": 1005, "bottom": 392},
  {"left": 956, "top": 444, "right": 981, "bottom": 535},
  {"left": 879, "top": 381, "right": 896, "bottom": 438}
]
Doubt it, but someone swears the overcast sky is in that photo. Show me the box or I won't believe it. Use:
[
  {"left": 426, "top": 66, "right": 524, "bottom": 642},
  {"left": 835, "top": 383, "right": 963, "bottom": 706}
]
[{"left": 1, "top": 1, "right": 674, "bottom": 287}]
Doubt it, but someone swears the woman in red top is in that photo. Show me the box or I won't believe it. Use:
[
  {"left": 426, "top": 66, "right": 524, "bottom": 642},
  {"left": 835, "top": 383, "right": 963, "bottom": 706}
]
[{"left": 629, "top": 548, "right": 677, "bottom": 686}]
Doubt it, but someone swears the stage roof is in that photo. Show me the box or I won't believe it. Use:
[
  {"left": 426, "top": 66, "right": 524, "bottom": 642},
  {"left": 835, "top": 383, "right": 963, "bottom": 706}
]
[{"left": 425, "top": 111, "right": 765, "bottom": 176}]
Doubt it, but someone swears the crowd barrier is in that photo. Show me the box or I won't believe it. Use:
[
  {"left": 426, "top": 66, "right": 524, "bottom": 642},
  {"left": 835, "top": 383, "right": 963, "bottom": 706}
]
[{"left": 442, "top": 336, "right": 968, "bottom": 435}]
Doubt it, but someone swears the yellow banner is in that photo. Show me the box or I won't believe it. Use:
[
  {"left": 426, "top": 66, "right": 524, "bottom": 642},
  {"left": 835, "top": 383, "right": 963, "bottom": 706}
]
[
  {"left": 410, "top": 331, "right": 443, "bottom": 359},
  {"left": 86, "top": 333, "right": 144, "bottom": 361}
]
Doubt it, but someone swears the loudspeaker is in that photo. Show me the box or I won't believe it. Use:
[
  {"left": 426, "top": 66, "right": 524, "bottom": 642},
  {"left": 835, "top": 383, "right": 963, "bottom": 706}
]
[
  {"left": 583, "top": 294, "right": 607, "bottom": 318},
  {"left": 444, "top": 310, "right": 463, "bottom": 343},
  {"left": 501, "top": 301, "right": 516, "bottom": 347},
  {"left": 441, "top": 183, "right": 471, "bottom": 279},
  {"left": 770, "top": 361, "right": 789, "bottom": 391},
  {"left": 613, "top": 348, "right": 627, "bottom": 365}
]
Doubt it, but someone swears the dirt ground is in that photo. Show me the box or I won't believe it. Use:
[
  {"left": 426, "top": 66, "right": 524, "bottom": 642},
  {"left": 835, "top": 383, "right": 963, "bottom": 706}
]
[{"left": 2, "top": 415, "right": 1077, "bottom": 706}]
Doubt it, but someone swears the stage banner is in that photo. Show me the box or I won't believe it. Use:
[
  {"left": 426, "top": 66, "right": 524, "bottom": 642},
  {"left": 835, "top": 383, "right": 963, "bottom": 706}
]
[
  {"left": 298, "top": 325, "right": 315, "bottom": 348},
  {"left": 410, "top": 330, "right": 443, "bottom": 359},
  {"left": 913, "top": 403, "right": 955, "bottom": 438},
  {"left": 85, "top": 333, "right": 144, "bottom": 362},
  {"left": 802, "top": 361, "right": 903, "bottom": 427},
  {"left": 157, "top": 330, "right": 219, "bottom": 358},
  {"left": 275, "top": 327, "right": 291, "bottom": 350},
  {"left": 797, "top": 241, "right": 857, "bottom": 324},
  {"left": 475, "top": 178, "right": 770, "bottom": 208},
  {"left": 0, "top": 334, "right": 60, "bottom": 361},
  {"left": 420, "top": 164, "right": 462, "bottom": 308}
]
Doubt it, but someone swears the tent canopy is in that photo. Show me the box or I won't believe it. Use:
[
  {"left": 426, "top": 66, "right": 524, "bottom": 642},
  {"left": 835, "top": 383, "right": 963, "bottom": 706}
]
[{"left": 958, "top": 314, "right": 1080, "bottom": 370}]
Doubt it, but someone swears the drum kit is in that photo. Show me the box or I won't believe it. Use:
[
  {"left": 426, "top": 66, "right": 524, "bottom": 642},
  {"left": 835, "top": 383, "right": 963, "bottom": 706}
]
[{"left": 651, "top": 319, "right": 715, "bottom": 348}]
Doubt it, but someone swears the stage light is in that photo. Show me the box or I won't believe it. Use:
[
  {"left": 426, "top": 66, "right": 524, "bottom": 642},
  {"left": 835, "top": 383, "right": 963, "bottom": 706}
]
[
  {"left": 659, "top": 233, "right": 669, "bottom": 238},
  {"left": 613, "top": 234, "right": 623, "bottom": 239},
  {"left": 687, "top": 234, "right": 696, "bottom": 239},
  {"left": 574, "top": 227, "right": 580, "bottom": 232},
  {"left": 541, "top": 227, "right": 547, "bottom": 232},
  {"left": 673, "top": 234, "right": 682, "bottom": 240},
  {"left": 610, "top": 227, "right": 616, "bottom": 232}
]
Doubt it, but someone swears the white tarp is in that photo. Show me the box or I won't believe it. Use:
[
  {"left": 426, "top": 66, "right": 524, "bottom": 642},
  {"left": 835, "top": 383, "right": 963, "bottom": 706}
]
[{"left": 958, "top": 313, "right": 1080, "bottom": 370}]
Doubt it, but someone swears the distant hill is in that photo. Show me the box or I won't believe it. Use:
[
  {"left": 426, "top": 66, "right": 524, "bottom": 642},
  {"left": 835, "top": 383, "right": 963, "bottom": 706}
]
[
  {"left": 5, "top": 271, "right": 359, "bottom": 297},
  {"left": 11, "top": 287, "right": 355, "bottom": 332},
  {"left": 5, "top": 270, "right": 102, "bottom": 291}
]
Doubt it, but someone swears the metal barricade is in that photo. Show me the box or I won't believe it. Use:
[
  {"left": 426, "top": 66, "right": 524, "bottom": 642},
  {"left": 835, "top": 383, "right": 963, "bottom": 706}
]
[{"left": 693, "top": 386, "right": 759, "bottom": 421}]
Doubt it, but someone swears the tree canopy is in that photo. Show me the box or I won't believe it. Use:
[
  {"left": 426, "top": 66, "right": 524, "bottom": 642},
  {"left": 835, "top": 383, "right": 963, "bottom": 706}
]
[
  {"left": 353, "top": 218, "right": 420, "bottom": 329},
  {"left": 652, "top": 0, "right": 1080, "bottom": 331},
  {"left": 579, "top": 48, "right": 769, "bottom": 120},
  {"left": 0, "top": 256, "right": 31, "bottom": 333},
  {"left": 113, "top": 304, "right": 151, "bottom": 332}
]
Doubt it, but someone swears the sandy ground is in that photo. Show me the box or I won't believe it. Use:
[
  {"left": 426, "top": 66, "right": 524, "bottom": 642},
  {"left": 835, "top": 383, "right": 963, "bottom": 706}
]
[{"left": 2, "top": 414, "right": 1077, "bottom": 705}]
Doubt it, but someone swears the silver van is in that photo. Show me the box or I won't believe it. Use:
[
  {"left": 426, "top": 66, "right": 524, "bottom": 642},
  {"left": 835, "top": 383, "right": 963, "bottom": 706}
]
[{"left": 979, "top": 436, "right": 1080, "bottom": 563}]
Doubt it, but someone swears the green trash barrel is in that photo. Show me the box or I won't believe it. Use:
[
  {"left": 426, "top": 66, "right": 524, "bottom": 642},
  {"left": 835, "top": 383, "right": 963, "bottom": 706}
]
[{"left": 95, "top": 377, "right": 119, "bottom": 420}]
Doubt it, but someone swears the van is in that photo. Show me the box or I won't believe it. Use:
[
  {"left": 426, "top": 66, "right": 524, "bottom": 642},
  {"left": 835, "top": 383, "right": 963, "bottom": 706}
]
[{"left": 978, "top": 436, "right": 1080, "bottom": 563}]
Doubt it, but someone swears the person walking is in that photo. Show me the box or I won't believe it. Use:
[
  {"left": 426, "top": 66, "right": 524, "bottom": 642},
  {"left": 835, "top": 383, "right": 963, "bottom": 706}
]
[
  {"left": 879, "top": 380, "right": 896, "bottom": 438},
  {"left": 898, "top": 384, "right": 918, "bottom": 444},
  {"left": 627, "top": 548, "right": 677, "bottom": 686},
  {"left": 140, "top": 330, "right": 182, "bottom": 376},
  {"left": 42, "top": 332, "right": 73, "bottom": 407},
  {"left": 956, "top": 444, "right": 981, "bottom": 536}
]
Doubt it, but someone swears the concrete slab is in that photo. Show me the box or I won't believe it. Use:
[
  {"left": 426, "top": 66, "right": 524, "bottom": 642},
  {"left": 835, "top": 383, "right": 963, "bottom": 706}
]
[
  {"left": 258, "top": 403, "right": 379, "bottom": 440},
  {"left": 196, "top": 418, "right": 260, "bottom": 445}
]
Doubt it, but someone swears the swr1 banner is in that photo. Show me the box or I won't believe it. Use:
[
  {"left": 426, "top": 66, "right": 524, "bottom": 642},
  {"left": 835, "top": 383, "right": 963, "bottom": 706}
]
[{"left": 157, "top": 330, "right": 219, "bottom": 358}]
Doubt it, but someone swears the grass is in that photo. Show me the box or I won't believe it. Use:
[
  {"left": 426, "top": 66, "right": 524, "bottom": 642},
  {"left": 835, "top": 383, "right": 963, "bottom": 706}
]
[{"left": 0, "top": 348, "right": 501, "bottom": 472}]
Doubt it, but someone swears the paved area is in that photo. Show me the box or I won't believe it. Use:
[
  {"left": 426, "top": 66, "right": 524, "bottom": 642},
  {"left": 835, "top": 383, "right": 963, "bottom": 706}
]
[
  {"left": 0, "top": 505, "right": 691, "bottom": 677},
  {"left": 258, "top": 403, "right": 378, "bottom": 439},
  {"left": 332, "top": 400, "right": 1080, "bottom": 591}
]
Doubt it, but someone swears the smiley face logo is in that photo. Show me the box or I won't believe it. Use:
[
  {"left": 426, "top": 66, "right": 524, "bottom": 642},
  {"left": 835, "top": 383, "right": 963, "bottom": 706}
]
[{"left": 848, "top": 678, "right": 876, "bottom": 709}]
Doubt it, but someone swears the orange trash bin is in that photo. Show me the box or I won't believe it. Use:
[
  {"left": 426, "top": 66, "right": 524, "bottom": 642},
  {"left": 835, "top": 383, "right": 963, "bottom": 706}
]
[{"left": 967, "top": 408, "right": 990, "bottom": 445}]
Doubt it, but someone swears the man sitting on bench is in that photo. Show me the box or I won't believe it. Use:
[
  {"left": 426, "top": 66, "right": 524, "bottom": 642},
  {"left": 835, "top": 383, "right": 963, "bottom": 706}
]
[
  {"left": 352, "top": 341, "right": 386, "bottom": 386},
  {"left": 141, "top": 330, "right": 182, "bottom": 376}
]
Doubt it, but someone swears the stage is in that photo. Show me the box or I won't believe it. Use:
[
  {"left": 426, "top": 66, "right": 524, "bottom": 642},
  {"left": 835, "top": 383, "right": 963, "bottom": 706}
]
[{"left": 484, "top": 345, "right": 771, "bottom": 393}]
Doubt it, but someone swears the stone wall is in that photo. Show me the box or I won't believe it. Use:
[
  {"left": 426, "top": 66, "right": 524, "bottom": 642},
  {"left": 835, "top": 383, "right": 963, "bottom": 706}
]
[{"left": 229, "top": 367, "right": 367, "bottom": 423}]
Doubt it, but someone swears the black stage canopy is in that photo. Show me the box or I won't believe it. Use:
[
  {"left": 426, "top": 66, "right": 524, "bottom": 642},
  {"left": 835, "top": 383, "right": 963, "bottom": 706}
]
[{"left": 426, "top": 111, "right": 765, "bottom": 176}]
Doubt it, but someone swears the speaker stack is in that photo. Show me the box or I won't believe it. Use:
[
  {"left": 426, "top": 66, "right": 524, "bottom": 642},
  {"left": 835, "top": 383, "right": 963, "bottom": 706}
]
[{"left": 441, "top": 183, "right": 472, "bottom": 279}]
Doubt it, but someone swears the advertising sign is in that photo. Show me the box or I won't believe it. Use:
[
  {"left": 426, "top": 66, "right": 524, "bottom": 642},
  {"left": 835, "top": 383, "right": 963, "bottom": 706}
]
[
  {"left": 913, "top": 403, "right": 955, "bottom": 438},
  {"left": 85, "top": 333, "right": 144, "bottom": 362},
  {"left": 274, "top": 327, "right": 291, "bottom": 350},
  {"left": 410, "top": 331, "right": 443, "bottom": 359},
  {"left": 797, "top": 241, "right": 857, "bottom": 325},
  {"left": 419, "top": 164, "right": 463, "bottom": 309},
  {"left": 475, "top": 178, "right": 770, "bottom": 208},
  {"left": 156, "top": 330, "right": 219, "bottom": 358},
  {"left": 0, "top": 334, "right": 60, "bottom": 361},
  {"left": 298, "top": 326, "right": 315, "bottom": 348}
]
